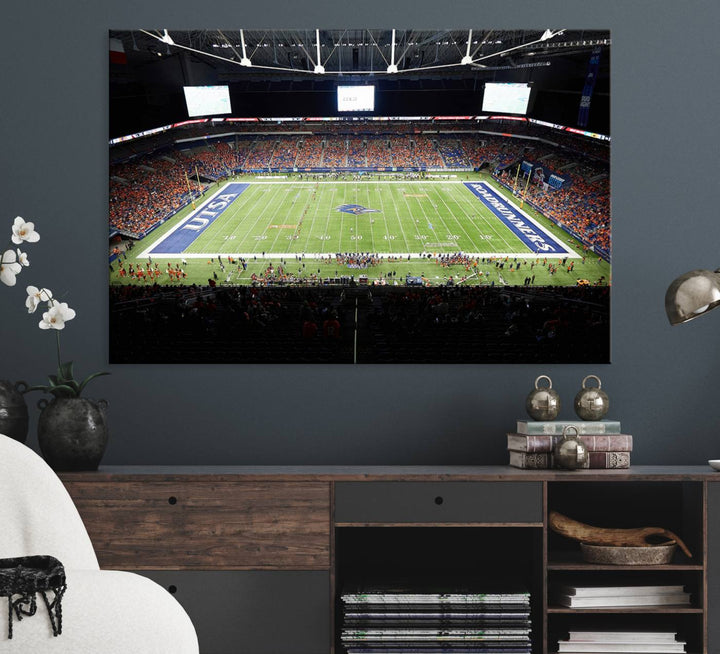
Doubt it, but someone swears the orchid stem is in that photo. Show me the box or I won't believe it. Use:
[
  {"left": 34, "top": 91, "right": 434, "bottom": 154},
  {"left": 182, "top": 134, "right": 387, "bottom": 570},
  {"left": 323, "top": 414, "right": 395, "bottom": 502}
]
[{"left": 56, "top": 330, "right": 62, "bottom": 370}]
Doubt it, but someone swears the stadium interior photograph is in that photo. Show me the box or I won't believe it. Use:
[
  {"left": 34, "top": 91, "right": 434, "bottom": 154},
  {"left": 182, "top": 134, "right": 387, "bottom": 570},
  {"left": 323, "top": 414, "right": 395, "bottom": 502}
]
[
  {"left": 3, "top": 0, "right": 720, "bottom": 653},
  {"left": 109, "top": 28, "right": 611, "bottom": 364}
]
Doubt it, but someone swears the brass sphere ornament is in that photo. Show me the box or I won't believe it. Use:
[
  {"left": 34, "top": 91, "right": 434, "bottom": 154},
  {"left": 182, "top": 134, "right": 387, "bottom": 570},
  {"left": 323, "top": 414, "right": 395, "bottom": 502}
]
[
  {"left": 574, "top": 374, "right": 609, "bottom": 421},
  {"left": 525, "top": 375, "right": 561, "bottom": 421},
  {"left": 554, "top": 425, "right": 589, "bottom": 470}
]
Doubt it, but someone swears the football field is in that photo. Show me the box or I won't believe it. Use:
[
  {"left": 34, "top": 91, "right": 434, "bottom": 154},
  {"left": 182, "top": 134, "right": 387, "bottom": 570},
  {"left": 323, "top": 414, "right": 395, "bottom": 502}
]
[{"left": 113, "top": 174, "right": 610, "bottom": 287}]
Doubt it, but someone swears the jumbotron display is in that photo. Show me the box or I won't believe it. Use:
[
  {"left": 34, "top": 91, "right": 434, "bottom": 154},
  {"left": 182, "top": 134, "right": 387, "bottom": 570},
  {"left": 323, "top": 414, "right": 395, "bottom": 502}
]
[
  {"left": 183, "top": 85, "right": 232, "bottom": 118},
  {"left": 482, "top": 83, "right": 532, "bottom": 115},
  {"left": 337, "top": 86, "right": 375, "bottom": 112}
]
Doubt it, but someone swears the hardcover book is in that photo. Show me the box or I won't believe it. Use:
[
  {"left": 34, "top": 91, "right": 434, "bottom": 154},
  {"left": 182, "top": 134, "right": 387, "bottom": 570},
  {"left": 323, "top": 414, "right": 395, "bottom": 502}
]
[
  {"left": 557, "top": 643, "right": 684, "bottom": 653},
  {"left": 516, "top": 420, "right": 621, "bottom": 435},
  {"left": 553, "top": 592, "right": 690, "bottom": 608},
  {"left": 566, "top": 631, "right": 679, "bottom": 642},
  {"left": 507, "top": 433, "right": 632, "bottom": 453},
  {"left": 556, "top": 585, "right": 684, "bottom": 597},
  {"left": 508, "top": 451, "right": 630, "bottom": 469}
]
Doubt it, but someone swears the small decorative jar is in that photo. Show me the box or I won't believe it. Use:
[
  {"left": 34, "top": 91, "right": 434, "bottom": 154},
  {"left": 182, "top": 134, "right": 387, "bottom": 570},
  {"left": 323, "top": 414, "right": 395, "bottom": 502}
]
[
  {"left": 0, "top": 380, "right": 29, "bottom": 443},
  {"left": 37, "top": 397, "right": 109, "bottom": 471}
]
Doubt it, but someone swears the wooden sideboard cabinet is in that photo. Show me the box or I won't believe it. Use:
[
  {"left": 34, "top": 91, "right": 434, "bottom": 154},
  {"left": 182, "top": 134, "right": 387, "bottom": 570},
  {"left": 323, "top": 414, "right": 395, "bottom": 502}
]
[{"left": 60, "top": 466, "right": 720, "bottom": 654}]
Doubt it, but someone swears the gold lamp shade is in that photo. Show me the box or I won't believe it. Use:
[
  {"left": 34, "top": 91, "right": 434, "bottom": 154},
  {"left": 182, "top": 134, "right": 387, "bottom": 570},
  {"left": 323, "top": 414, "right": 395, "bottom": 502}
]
[{"left": 665, "top": 269, "right": 720, "bottom": 325}]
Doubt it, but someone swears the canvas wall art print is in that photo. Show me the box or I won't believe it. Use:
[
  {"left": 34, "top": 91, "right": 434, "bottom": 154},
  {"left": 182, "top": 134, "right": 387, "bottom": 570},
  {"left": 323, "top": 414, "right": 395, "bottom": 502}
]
[{"left": 109, "top": 29, "right": 610, "bottom": 363}]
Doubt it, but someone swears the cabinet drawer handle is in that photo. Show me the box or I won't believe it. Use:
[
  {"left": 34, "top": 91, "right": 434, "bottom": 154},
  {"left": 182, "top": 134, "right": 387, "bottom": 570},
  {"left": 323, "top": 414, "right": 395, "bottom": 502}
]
[
  {"left": 434, "top": 496, "right": 444, "bottom": 505},
  {"left": 168, "top": 585, "right": 178, "bottom": 594},
  {"left": 168, "top": 496, "right": 178, "bottom": 505}
]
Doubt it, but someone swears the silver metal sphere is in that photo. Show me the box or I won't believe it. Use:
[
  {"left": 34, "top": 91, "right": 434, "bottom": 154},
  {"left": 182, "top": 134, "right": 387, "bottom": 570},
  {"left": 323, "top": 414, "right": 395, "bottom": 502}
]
[
  {"left": 526, "top": 375, "right": 561, "bottom": 421},
  {"left": 574, "top": 374, "right": 609, "bottom": 421}
]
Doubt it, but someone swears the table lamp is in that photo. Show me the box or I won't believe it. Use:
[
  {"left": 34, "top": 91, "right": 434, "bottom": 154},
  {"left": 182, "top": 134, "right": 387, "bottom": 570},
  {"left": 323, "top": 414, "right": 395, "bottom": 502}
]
[{"left": 665, "top": 269, "right": 720, "bottom": 325}]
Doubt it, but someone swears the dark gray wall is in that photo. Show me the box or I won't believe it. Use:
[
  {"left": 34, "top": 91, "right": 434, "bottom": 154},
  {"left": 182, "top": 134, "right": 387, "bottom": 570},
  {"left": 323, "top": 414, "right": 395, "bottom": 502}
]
[{"left": 2, "top": 0, "right": 719, "bottom": 465}]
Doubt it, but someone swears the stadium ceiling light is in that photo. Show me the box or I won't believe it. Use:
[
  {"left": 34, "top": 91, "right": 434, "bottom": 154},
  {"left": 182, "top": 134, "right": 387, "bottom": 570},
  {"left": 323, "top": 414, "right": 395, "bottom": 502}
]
[
  {"left": 239, "top": 29, "right": 252, "bottom": 66},
  {"left": 160, "top": 29, "right": 174, "bottom": 45},
  {"left": 313, "top": 29, "right": 324, "bottom": 74},
  {"left": 461, "top": 29, "right": 474, "bottom": 64},
  {"left": 387, "top": 29, "right": 398, "bottom": 73},
  {"left": 665, "top": 269, "right": 720, "bottom": 325}
]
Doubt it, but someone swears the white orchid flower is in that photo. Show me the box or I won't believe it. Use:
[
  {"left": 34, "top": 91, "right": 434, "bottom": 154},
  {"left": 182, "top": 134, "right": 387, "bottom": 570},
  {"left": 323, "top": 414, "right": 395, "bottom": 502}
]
[
  {"left": 39, "top": 301, "right": 76, "bottom": 330},
  {"left": 0, "top": 249, "right": 22, "bottom": 286},
  {"left": 16, "top": 249, "right": 29, "bottom": 266},
  {"left": 11, "top": 216, "right": 40, "bottom": 244},
  {"left": 26, "top": 285, "right": 53, "bottom": 313}
]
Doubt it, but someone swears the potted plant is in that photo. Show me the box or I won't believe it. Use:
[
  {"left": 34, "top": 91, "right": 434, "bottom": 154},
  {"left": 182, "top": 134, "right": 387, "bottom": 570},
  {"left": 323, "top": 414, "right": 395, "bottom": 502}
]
[{"left": 1, "top": 217, "right": 109, "bottom": 470}]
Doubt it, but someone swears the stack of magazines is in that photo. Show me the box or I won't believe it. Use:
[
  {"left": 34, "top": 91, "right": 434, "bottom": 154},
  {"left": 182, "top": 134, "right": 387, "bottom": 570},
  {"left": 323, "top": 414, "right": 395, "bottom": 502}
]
[
  {"left": 556, "top": 630, "right": 686, "bottom": 653},
  {"left": 340, "top": 586, "right": 532, "bottom": 654}
]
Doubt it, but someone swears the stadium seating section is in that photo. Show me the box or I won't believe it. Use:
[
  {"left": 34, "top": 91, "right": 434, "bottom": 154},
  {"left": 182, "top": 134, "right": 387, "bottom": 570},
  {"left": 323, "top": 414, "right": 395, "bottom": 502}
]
[
  {"left": 109, "top": 283, "right": 609, "bottom": 364},
  {"left": 110, "top": 119, "right": 610, "bottom": 256}
]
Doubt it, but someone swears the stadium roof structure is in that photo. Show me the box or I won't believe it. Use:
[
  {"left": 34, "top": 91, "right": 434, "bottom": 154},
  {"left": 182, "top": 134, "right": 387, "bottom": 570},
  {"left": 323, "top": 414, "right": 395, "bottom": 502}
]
[{"left": 111, "top": 29, "right": 610, "bottom": 79}]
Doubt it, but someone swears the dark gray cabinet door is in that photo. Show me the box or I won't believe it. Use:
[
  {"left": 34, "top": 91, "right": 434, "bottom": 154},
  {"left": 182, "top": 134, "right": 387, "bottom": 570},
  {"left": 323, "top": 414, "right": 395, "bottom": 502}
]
[
  {"left": 335, "top": 481, "right": 542, "bottom": 523},
  {"left": 137, "top": 570, "right": 330, "bottom": 654}
]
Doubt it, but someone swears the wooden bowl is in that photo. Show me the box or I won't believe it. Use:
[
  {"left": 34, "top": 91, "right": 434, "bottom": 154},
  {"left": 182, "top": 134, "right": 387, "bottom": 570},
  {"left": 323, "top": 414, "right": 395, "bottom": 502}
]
[{"left": 580, "top": 542, "right": 677, "bottom": 565}]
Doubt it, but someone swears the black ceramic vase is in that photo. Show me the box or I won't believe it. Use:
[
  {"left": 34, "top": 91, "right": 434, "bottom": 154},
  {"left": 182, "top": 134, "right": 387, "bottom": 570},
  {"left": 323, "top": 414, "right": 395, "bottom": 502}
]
[
  {"left": 37, "top": 397, "right": 109, "bottom": 471},
  {"left": 0, "top": 380, "right": 29, "bottom": 443}
]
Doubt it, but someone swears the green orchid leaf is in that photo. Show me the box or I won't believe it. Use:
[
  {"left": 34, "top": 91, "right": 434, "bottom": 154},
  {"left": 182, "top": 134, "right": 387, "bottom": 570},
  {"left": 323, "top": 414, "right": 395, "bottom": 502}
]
[
  {"left": 48, "top": 375, "right": 58, "bottom": 387},
  {"left": 48, "top": 384, "right": 78, "bottom": 399},
  {"left": 58, "top": 361, "right": 74, "bottom": 383},
  {"left": 77, "top": 371, "right": 110, "bottom": 396},
  {"left": 25, "top": 384, "right": 51, "bottom": 394}
]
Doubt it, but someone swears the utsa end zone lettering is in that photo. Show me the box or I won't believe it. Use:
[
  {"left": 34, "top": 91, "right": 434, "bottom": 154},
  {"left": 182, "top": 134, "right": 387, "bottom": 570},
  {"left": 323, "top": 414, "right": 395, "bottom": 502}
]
[
  {"left": 468, "top": 183, "right": 556, "bottom": 253},
  {"left": 181, "top": 194, "right": 238, "bottom": 232}
]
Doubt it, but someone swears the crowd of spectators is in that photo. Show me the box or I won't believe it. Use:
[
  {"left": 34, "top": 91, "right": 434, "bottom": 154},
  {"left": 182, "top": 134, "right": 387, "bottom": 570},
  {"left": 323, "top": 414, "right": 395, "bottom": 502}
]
[
  {"left": 243, "top": 138, "right": 277, "bottom": 169},
  {"left": 110, "top": 283, "right": 609, "bottom": 364},
  {"left": 110, "top": 156, "right": 203, "bottom": 236},
  {"left": 436, "top": 138, "right": 467, "bottom": 167},
  {"left": 366, "top": 138, "right": 393, "bottom": 167},
  {"left": 347, "top": 138, "right": 366, "bottom": 167},
  {"left": 388, "top": 136, "right": 416, "bottom": 168},
  {"left": 181, "top": 142, "right": 239, "bottom": 179},
  {"left": 269, "top": 137, "right": 300, "bottom": 168},
  {"left": 414, "top": 136, "right": 444, "bottom": 167},
  {"left": 323, "top": 138, "right": 347, "bottom": 167},
  {"left": 295, "top": 136, "right": 324, "bottom": 167}
]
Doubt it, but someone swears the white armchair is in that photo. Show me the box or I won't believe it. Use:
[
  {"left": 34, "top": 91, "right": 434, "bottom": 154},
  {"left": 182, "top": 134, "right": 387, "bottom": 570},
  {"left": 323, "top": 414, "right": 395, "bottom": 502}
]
[{"left": 0, "top": 434, "right": 199, "bottom": 653}]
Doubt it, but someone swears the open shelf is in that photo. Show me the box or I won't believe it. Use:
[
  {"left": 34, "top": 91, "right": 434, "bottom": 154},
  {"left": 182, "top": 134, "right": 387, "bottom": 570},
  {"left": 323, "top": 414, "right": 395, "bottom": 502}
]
[
  {"left": 335, "top": 526, "right": 543, "bottom": 654},
  {"left": 548, "top": 606, "right": 704, "bottom": 613},
  {"left": 545, "top": 480, "right": 706, "bottom": 654},
  {"left": 547, "top": 550, "right": 702, "bottom": 571}
]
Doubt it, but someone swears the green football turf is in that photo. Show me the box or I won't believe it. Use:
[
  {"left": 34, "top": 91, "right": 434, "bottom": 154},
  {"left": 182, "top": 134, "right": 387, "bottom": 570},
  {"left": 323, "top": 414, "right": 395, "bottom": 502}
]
[{"left": 110, "top": 173, "right": 611, "bottom": 287}]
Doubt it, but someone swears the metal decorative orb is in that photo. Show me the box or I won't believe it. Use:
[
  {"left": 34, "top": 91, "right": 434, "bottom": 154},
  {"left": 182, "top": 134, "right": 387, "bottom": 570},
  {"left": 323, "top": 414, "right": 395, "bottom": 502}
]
[
  {"left": 554, "top": 426, "right": 588, "bottom": 470},
  {"left": 525, "top": 375, "right": 561, "bottom": 421},
  {"left": 574, "top": 374, "right": 609, "bottom": 421}
]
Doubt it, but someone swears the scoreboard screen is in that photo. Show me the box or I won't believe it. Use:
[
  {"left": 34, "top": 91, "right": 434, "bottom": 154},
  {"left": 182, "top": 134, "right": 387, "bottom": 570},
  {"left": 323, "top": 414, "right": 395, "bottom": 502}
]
[
  {"left": 183, "top": 85, "right": 232, "bottom": 118},
  {"left": 337, "top": 85, "right": 375, "bottom": 112},
  {"left": 482, "top": 83, "right": 532, "bottom": 115}
]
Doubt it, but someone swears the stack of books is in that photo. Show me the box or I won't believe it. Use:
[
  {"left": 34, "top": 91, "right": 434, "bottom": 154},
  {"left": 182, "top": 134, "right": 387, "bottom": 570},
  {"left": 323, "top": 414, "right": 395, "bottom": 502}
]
[
  {"left": 340, "top": 586, "right": 532, "bottom": 653},
  {"left": 557, "top": 630, "right": 687, "bottom": 653},
  {"left": 507, "top": 419, "right": 632, "bottom": 469},
  {"left": 551, "top": 584, "right": 691, "bottom": 609}
]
